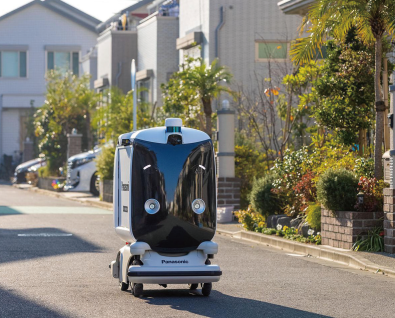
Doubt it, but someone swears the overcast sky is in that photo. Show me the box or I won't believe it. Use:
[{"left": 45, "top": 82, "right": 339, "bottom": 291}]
[{"left": 0, "top": 0, "right": 140, "bottom": 22}]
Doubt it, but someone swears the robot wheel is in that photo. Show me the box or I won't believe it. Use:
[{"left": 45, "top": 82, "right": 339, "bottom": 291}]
[
  {"left": 131, "top": 283, "right": 143, "bottom": 297},
  {"left": 201, "top": 283, "right": 212, "bottom": 297}
]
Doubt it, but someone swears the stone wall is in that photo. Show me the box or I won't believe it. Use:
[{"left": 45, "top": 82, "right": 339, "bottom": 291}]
[
  {"left": 384, "top": 188, "right": 395, "bottom": 253},
  {"left": 321, "top": 207, "right": 383, "bottom": 249},
  {"left": 102, "top": 179, "right": 113, "bottom": 203},
  {"left": 217, "top": 177, "right": 240, "bottom": 210}
]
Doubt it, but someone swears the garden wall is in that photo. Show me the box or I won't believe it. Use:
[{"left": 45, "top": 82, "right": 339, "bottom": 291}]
[
  {"left": 321, "top": 207, "right": 383, "bottom": 249},
  {"left": 217, "top": 177, "right": 241, "bottom": 210},
  {"left": 38, "top": 177, "right": 66, "bottom": 192},
  {"left": 102, "top": 180, "right": 113, "bottom": 203}
]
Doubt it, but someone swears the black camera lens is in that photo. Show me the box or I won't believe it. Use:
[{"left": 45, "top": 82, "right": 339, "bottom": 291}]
[{"left": 167, "top": 134, "right": 182, "bottom": 145}]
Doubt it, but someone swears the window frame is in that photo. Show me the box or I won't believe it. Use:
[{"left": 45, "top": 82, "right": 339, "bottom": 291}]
[
  {"left": 255, "top": 41, "right": 290, "bottom": 62},
  {"left": 45, "top": 50, "right": 80, "bottom": 76},
  {"left": 0, "top": 50, "right": 28, "bottom": 79}
]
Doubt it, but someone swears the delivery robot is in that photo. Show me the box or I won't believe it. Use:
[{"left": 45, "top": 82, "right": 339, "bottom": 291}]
[{"left": 110, "top": 118, "right": 221, "bottom": 297}]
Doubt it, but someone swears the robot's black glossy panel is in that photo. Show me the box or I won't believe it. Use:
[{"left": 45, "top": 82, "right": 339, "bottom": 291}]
[{"left": 131, "top": 139, "right": 216, "bottom": 253}]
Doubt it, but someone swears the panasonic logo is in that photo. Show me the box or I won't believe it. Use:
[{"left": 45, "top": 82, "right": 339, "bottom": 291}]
[{"left": 161, "top": 260, "right": 188, "bottom": 264}]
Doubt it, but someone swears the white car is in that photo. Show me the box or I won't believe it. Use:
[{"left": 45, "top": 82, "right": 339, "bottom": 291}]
[{"left": 64, "top": 148, "right": 101, "bottom": 196}]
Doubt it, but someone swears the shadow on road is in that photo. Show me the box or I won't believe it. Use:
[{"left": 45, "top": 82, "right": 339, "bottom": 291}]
[
  {"left": 0, "top": 227, "right": 102, "bottom": 265},
  {"left": 139, "top": 289, "right": 330, "bottom": 318},
  {"left": 0, "top": 206, "right": 22, "bottom": 215},
  {"left": 0, "top": 286, "right": 68, "bottom": 318}
]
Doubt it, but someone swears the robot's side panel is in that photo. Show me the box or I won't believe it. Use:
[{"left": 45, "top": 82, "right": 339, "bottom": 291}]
[{"left": 119, "top": 147, "right": 132, "bottom": 229}]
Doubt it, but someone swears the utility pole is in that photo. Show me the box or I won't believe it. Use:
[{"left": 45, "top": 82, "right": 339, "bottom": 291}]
[{"left": 131, "top": 59, "right": 137, "bottom": 131}]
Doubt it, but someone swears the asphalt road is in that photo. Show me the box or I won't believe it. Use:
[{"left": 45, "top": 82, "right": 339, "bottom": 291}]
[{"left": 1, "top": 184, "right": 395, "bottom": 318}]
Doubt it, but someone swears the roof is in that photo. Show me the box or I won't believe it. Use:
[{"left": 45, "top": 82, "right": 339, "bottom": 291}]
[
  {"left": 0, "top": 0, "right": 101, "bottom": 33},
  {"left": 96, "top": 0, "right": 153, "bottom": 33}
]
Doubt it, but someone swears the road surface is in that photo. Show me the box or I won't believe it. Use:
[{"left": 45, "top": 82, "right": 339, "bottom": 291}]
[{"left": 0, "top": 184, "right": 394, "bottom": 318}]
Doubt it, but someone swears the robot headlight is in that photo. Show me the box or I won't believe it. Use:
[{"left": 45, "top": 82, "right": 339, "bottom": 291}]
[
  {"left": 144, "top": 199, "right": 160, "bottom": 214},
  {"left": 192, "top": 199, "right": 206, "bottom": 214}
]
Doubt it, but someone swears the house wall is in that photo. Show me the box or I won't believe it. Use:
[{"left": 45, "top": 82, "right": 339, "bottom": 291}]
[
  {"left": 178, "top": 0, "right": 302, "bottom": 100},
  {"left": 111, "top": 31, "right": 138, "bottom": 94},
  {"left": 156, "top": 17, "right": 179, "bottom": 107},
  {"left": 137, "top": 15, "right": 179, "bottom": 107},
  {"left": 0, "top": 3, "right": 97, "bottom": 159},
  {"left": 97, "top": 31, "right": 112, "bottom": 87}
]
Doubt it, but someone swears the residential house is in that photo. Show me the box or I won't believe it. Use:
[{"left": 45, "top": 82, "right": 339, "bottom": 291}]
[
  {"left": 93, "top": 0, "right": 153, "bottom": 94},
  {"left": 177, "top": 0, "right": 302, "bottom": 108},
  {"left": 0, "top": 0, "right": 100, "bottom": 163},
  {"left": 136, "top": 0, "right": 179, "bottom": 107}
]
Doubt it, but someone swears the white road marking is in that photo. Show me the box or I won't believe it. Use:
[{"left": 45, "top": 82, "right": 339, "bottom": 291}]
[
  {"left": 18, "top": 233, "right": 73, "bottom": 237},
  {"left": 199, "top": 165, "right": 206, "bottom": 170},
  {"left": 286, "top": 253, "right": 305, "bottom": 257},
  {"left": 143, "top": 165, "right": 151, "bottom": 170}
]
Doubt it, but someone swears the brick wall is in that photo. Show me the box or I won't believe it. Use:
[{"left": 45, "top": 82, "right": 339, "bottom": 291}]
[
  {"left": 321, "top": 208, "right": 383, "bottom": 249},
  {"left": 384, "top": 188, "right": 395, "bottom": 253},
  {"left": 217, "top": 177, "right": 240, "bottom": 210}
]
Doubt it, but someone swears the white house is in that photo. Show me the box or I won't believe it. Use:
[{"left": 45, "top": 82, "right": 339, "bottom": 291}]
[{"left": 0, "top": 0, "right": 100, "bottom": 163}]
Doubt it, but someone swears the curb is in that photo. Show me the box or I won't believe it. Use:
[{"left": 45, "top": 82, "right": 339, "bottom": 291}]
[
  {"left": 217, "top": 229, "right": 395, "bottom": 278},
  {"left": 14, "top": 184, "right": 113, "bottom": 211}
]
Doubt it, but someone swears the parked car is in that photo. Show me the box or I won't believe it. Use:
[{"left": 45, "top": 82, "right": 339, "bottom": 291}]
[
  {"left": 13, "top": 158, "right": 46, "bottom": 184},
  {"left": 64, "top": 148, "right": 101, "bottom": 196}
]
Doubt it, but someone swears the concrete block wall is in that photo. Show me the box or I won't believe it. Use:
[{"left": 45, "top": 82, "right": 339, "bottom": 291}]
[
  {"left": 384, "top": 188, "right": 395, "bottom": 253},
  {"left": 217, "top": 177, "right": 240, "bottom": 210},
  {"left": 321, "top": 208, "right": 383, "bottom": 249}
]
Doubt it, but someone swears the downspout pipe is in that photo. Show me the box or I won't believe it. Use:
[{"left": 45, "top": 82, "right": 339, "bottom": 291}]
[
  {"left": 115, "top": 62, "right": 122, "bottom": 87},
  {"left": 215, "top": 6, "right": 225, "bottom": 58}
]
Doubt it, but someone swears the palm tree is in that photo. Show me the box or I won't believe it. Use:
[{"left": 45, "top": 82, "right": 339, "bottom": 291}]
[
  {"left": 182, "top": 57, "right": 233, "bottom": 136},
  {"left": 291, "top": 0, "right": 395, "bottom": 179}
]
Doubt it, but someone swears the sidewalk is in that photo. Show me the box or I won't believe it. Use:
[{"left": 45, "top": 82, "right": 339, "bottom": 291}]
[
  {"left": 13, "top": 184, "right": 112, "bottom": 211},
  {"left": 216, "top": 223, "right": 395, "bottom": 278},
  {"left": 12, "top": 183, "right": 395, "bottom": 277}
]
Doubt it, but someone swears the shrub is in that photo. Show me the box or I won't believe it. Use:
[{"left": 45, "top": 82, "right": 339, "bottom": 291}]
[
  {"left": 355, "top": 177, "right": 388, "bottom": 212},
  {"left": 250, "top": 174, "right": 282, "bottom": 218},
  {"left": 306, "top": 203, "right": 321, "bottom": 230},
  {"left": 235, "top": 206, "right": 265, "bottom": 231},
  {"left": 235, "top": 144, "right": 270, "bottom": 209},
  {"left": 317, "top": 168, "right": 358, "bottom": 211},
  {"left": 354, "top": 158, "right": 374, "bottom": 178},
  {"left": 38, "top": 166, "right": 50, "bottom": 178},
  {"left": 96, "top": 146, "right": 115, "bottom": 180},
  {"left": 293, "top": 171, "right": 317, "bottom": 212}
]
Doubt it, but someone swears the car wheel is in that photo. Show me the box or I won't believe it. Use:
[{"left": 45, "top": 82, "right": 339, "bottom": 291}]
[{"left": 90, "top": 172, "right": 100, "bottom": 196}]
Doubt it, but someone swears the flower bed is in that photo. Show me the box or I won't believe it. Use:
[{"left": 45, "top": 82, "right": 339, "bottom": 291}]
[{"left": 261, "top": 225, "right": 321, "bottom": 245}]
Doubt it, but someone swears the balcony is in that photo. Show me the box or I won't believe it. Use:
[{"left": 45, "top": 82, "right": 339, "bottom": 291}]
[{"left": 277, "top": 0, "right": 314, "bottom": 15}]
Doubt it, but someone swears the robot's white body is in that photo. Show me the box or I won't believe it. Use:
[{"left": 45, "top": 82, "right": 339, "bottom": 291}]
[{"left": 110, "top": 118, "right": 221, "bottom": 296}]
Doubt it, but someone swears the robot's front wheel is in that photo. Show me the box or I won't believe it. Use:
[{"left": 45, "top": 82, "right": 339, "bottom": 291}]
[
  {"left": 201, "top": 283, "right": 212, "bottom": 296},
  {"left": 131, "top": 283, "right": 143, "bottom": 297},
  {"left": 189, "top": 284, "right": 198, "bottom": 290},
  {"left": 119, "top": 282, "right": 129, "bottom": 291}
]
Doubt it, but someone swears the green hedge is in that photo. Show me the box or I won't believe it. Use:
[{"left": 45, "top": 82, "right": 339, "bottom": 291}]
[
  {"left": 317, "top": 168, "right": 358, "bottom": 211},
  {"left": 249, "top": 174, "right": 282, "bottom": 218}
]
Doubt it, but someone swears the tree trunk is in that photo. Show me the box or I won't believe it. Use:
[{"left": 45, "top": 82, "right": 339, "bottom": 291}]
[
  {"left": 202, "top": 98, "right": 212, "bottom": 136},
  {"left": 374, "top": 37, "right": 384, "bottom": 179}
]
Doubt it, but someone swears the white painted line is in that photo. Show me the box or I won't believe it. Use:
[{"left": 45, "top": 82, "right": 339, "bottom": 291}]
[
  {"left": 143, "top": 165, "right": 151, "bottom": 170},
  {"left": 286, "top": 253, "right": 304, "bottom": 257},
  {"left": 18, "top": 233, "right": 73, "bottom": 237},
  {"left": 199, "top": 165, "right": 206, "bottom": 170}
]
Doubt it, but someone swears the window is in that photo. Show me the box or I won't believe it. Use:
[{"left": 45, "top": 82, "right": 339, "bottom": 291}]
[
  {"left": 0, "top": 51, "right": 27, "bottom": 78},
  {"left": 47, "top": 51, "right": 79, "bottom": 75},
  {"left": 315, "top": 46, "right": 328, "bottom": 60},
  {"left": 255, "top": 42, "right": 288, "bottom": 61}
]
